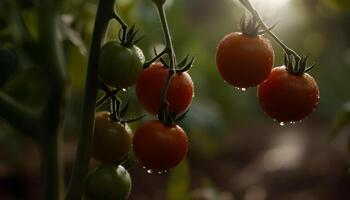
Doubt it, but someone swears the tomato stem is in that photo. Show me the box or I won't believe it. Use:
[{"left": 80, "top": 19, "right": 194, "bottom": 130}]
[
  {"left": 65, "top": 0, "right": 116, "bottom": 199},
  {"left": 238, "top": 0, "right": 301, "bottom": 60},
  {"left": 143, "top": 48, "right": 167, "bottom": 69},
  {"left": 96, "top": 88, "right": 120, "bottom": 108},
  {"left": 155, "top": 4, "right": 177, "bottom": 124},
  {"left": 111, "top": 12, "right": 128, "bottom": 43}
]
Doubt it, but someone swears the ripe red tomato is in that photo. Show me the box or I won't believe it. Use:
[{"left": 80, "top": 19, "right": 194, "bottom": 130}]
[
  {"left": 257, "top": 66, "right": 320, "bottom": 123},
  {"left": 136, "top": 62, "right": 194, "bottom": 115},
  {"left": 216, "top": 32, "right": 274, "bottom": 89},
  {"left": 132, "top": 120, "right": 188, "bottom": 171},
  {"left": 85, "top": 164, "right": 131, "bottom": 200},
  {"left": 92, "top": 111, "right": 132, "bottom": 164},
  {"left": 98, "top": 41, "right": 145, "bottom": 88}
]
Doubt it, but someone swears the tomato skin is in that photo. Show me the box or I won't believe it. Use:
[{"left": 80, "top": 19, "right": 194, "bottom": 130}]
[
  {"left": 85, "top": 165, "right": 131, "bottom": 200},
  {"left": 136, "top": 62, "right": 194, "bottom": 115},
  {"left": 92, "top": 111, "right": 132, "bottom": 164},
  {"left": 216, "top": 32, "right": 274, "bottom": 88},
  {"left": 257, "top": 66, "right": 320, "bottom": 122},
  {"left": 98, "top": 41, "right": 145, "bottom": 88},
  {"left": 133, "top": 120, "right": 188, "bottom": 171}
]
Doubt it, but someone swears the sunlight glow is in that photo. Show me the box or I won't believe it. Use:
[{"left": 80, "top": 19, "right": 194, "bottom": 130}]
[{"left": 236, "top": 0, "right": 292, "bottom": 20}]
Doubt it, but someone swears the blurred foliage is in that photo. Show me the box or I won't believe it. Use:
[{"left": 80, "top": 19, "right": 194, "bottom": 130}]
[
  {"left": 166, "top": 160, "right": 191, "bottom": 200},
  {"left": 331, "top": 102, "right": 350, "bottom": 137}
]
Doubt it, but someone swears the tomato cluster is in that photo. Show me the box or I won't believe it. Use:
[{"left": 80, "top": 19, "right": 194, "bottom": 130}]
[
  {"left": 87, "top": 0, "right": 193, "bottom": 198},
  {"left": 215, "top": 16, "right": 320, "bottom": 124}
]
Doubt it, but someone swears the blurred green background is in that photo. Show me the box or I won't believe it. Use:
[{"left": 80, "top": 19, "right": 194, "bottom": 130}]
[{"left": 1, "top": 0, "right": 350, "bottom": 199}]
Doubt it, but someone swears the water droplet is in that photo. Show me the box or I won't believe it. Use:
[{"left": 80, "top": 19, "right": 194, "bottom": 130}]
[
  {"left": 142, "top": 166, "right": 146, "bottom": 169},
  {"left": 234, "top": 87, "right": 247, "bottom": 91},
  {"left": 157, "top": 171, "right": 162, "bottom": 175},
  {"left": 279, "top": 122, "right": 285, "bottom": 126},
  {"left": 122, "top": 88, "right": 127, "bottom": 92},
  {"left": 147, "top": 169, "right": 153, "bottom": 174}
]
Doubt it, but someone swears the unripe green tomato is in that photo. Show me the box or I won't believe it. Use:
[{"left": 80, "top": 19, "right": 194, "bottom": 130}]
[
  {"left": 98, "top": 41, "right": 145, "bottom": 88},
  {"left": 85, "top": 165, "right": 131, "bottom": 200},
  {"left": 92, "top": 111, "right": 132, "bottom": 164}
]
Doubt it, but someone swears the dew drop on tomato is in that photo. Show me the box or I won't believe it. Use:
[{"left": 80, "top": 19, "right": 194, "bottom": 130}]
[{"left": 234, "top": 87, "right": 247, "bottom": 92}]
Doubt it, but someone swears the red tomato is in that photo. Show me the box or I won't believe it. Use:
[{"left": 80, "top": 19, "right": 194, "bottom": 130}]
[
  {"left": 132, "top": 120, "right": 188, "bottom": 171},
  {"left": 136, "top": 62, "right": 194, "bottom": 115},
  {"left": 216, "top": 32, "right": 274, "bottom": 88},
  {"left": 257, "top": 66, "right": 320, "bottom": 122},
  {"left": 92, "top": 111, "right": 132, "bottom": 164}
]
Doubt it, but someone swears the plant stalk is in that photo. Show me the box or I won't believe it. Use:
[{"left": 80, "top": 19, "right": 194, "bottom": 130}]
[{"left": 65, "top": 0, "right": 115, "bottom": 199}]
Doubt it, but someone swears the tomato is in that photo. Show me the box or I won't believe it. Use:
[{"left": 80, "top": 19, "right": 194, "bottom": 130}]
[
  {"left": 92, "top": 111, "right": 132, "bottom": 164},
  {"left": 136, "top": 62, "right": 194, "bottom": 115},
  {"left": 257, "top": 66, "right": 320, "bottom": 123},
  {"left": 216, "top": 32, "right": 274, "bottom": 89},
  {"left": 85, "top": 164, "right": 131, "bottom": 200},
  {"left": 98, "top": 41, "right": 145, "bottom": 88},
  {"left": 132, "top": 120, "right": 188, "bottom": 171}
]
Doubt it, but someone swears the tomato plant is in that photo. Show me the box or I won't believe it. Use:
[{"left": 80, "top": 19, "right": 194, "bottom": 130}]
[
  {"left": 257, "top": 66, "right": 320, "bottom": 123},
  {"left": 216, "top": 31, "right": 274, "bottom": 89},
  {"left": 85, "top": 164, "right": 131, "bottom": 200},
  {"left": 132, "top": 120, "right": 188, "bottom": 171},
  {"left": 98, "top": 41, "right": 145, "bottom": 88},
  {"left": 92, "top": 111, "right": 132, "bottom": 164},
  {"left": 136, "top": 62, "right": 194, "bottom": 115}
]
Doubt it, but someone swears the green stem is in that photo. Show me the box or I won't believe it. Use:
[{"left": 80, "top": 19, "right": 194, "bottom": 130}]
[
  {"left": 41, "top": 132, "right": 64, "bottom": 200},
  {"left": 239, "top": 0, "right": 301, "bottom": 59},
  {"left": 38, "top": 0, "right": 67, "bottom": 199},
  {"left": 156, "top": 4, "right": 176, "bottom": 119},
  {"left": 65, "top": 0, "right": 115, "bottom": 199}
]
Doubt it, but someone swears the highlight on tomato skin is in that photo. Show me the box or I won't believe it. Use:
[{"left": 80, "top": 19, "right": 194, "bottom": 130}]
[
  {"left": 92, "top": 111, "right": 132, "bottom": 164},
  {"left": 257, "top": 66, "right": 320, "bottom": 123},
  {"left": 136, "top": 62, "right": 194, "bottom": 115},
  {"left": 132, "top": 120, "right": 188, "bottom": 172},
  {"left": 216, "top": 32, "right": 274, "bottom": 89}
]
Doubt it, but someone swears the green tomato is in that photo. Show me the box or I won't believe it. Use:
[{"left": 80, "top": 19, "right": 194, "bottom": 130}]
[
  {"left": 98, "top": 41, "right": 145, "bottom": 88},
  {"left": 92, "top": 111, "right": 132, "bottom": 164},
  {"left": 85, "top": 165, "right": 131, "bottom": 200}
]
